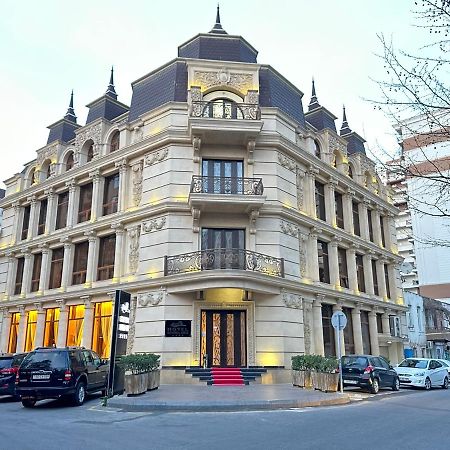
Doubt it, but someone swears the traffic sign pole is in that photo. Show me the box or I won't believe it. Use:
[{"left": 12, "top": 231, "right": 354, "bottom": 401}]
[{"left": 337, "top": 315, "right": 343, "bottom": 394}]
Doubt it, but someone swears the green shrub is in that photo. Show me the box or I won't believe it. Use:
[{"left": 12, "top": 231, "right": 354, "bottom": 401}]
[
  {"left": 292, "top": 354, "right": 339, "bottom": 373},
  {"left": 118, "top": 353, "right": 160, "bottom": 374},
  {"left": 322, "top": 357, "right": 339, "bottom": 373}
]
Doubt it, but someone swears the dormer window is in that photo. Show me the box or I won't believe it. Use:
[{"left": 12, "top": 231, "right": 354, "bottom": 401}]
[
  {"left": 66, "top": 152, "right": 74, "bottom": 171},
  {"left": 110, "top": 131, "right": 120, "bottom": 153},
  {"left": 314, "top": 140, "right": 321, "bottom": 158},
  {"left": 87, "top": 144, "right": 94, "bottom": 162},
  {"left": 46, "top": 165, "right": 52, "bottom": 179}
]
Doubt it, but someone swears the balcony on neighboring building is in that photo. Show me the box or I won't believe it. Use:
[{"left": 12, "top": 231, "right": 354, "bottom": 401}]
[
  {"left": 189, "top": 99, "right": 262, "bottom": 145},
  {"left": 164, "top": 248, "right": 284, "bottom": 278},
  {"left": 189, "top": 175, "right": 265, "bottom": 213}
]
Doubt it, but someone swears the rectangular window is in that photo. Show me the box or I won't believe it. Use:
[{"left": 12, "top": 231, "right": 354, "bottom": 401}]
[
  {"left": 21, "top": 205, "right": 31, "bottom": 240},
  {"left": 78, "top": 183, "right": 93, "bottom": 223},
  {"left": 72, "top": 242, "right": 89, "bottom": 285},
  {"left": 384, "top": 264, "right": 391, "bottom": 298},
  {"left": 202, "top": 159, "right": 244, "bottom": 194},
  {"left": 49, "top": 247, "right": 64, "bottom": 289},
  {"left": 66, "top": 305, "right": 85, "bottom": 346},
  {"left": 356, "top": 254, "right": 365, "bottom": 292},
  {"left": 30, "top": 253, "right": 42, "bottom": 292},
  {"left": 343, "top": 307, "right": 354, "bottom": 354},
  {"left": 97, "top": 235, "right": 116, "bottom": 281},
  {"left": 55, "top": 192, "right": 69, "bottom": 230},
  {"left": 37, "top": 199, "right": 47, "bottom": 235},
  {"left": 43, "top": 308, "right": 60, "bottom": 347},
  {"left": 352, "top": 201, "right": 360, "bottom": 236},
  {"left": 360, "top": 311, "right": 371, "bottom": 354},
  {"left": 24, "top": 310, "right": 38, "bottom": 352},
  {"left": 337, "top": 248, "right": 348, "bottom": 288},
  {"left": 367, "top": 209, "right": 374, "bottom": 242},
  {"left": 417, "top": 306, "right": 422, "bottom": 330},
  {"left": 315, "top": 181, "right": 326, "bottom": 221},
  {"left": 14, "top": 257, "right": 25, "bottom": 295},
  {"left": 317, "top": 240, "right": 330, "bottom": 284},
  {"left": 380, "top": 216, "right": 386, "bottom": 247},
  {"left": 322, "top": 304, "right": 336, "bottom": 357},
  {"left": 372, "top": 259, "right": 379, "bottom": 296},
  {"left": 92, "top": 302, "right": 113, "bottom": 358},
  {"left": 103, "top": 173, "right": 119, "bottom": 216},
  {"left": 335, "top": 192, "right": 344, "bottom": 229},
  {"left": 376, "top": 313, "right": 383, "bottom": 333},
  {"left": 8, "top": 312, "right": 20, "bottom": 353}
]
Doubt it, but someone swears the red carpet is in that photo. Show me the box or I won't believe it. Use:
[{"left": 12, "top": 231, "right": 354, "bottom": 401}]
[{"left": 211, "top": 368, "right": 245, "bottom": 386}]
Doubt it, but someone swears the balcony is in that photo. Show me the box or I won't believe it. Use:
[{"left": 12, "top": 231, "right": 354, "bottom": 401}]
[
  {"left": 189, "top": 176, "right": 265, "bottom": 213},
  {"left": 164, "top": 248, "right": 284, "bottom": 278},
  {"left": 189, "top": 100, "right": 262, "bottom": 145}
]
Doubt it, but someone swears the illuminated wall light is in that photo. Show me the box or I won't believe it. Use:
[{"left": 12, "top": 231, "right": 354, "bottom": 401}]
[
  {"left": 258, "top": 352, "right": 282, "bottom": 367},
  {"left": 127, "top": 275, "right": 136, "bottom": 283},
  {"left": 302, "top": 278, "right": 313, "bottom": 285},
  {"left": 111, "top": 277, "right": 119, "bottom": 284},
  {"left": 396, "top": 297, "right": 404, "bottom": 305}
]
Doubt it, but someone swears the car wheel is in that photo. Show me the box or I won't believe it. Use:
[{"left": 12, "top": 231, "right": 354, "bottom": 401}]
[
  {"left": 21, "top": 398, "right": 36, "bottom": 408},
  {"left": 424, "top": 377, "right": 432, "bottom": 390},
  {"left": 392, "top": 377, "right": 400, "bottom": 391},
  {"left": 72, "top": 382, "right": 86, "bottom": 406},
  {"left": 442, "top": 377, "right": 449, "bottom": 390},
  {"left": 370, "top": 378, "right": 380, "bottom": 394}
]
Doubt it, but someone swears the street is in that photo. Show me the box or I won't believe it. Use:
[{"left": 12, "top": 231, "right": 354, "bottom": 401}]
[{"left": 1, "top": 388, "right": 449, "bottom": 450}]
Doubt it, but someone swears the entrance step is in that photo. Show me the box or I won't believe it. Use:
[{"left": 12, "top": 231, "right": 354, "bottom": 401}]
[{"left": 185, "top": 367, "right": 267, "bottom": 386}]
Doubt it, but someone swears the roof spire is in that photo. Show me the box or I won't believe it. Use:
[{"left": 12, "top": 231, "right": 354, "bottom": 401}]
[
  {"left": 340, "top": 105, "right": 352, "bottom": 135},
  {"left": 308, "top": 78, "right": 321, "bottom": 111},
  {"left": 209, "top": 4, "right": 227, "bottom": 34},
  {"left": 64, "top": 90, "right": 77, "bottom": 123},
  {"left": 105, "top": 66, "right": 118, "bottom": 100}
]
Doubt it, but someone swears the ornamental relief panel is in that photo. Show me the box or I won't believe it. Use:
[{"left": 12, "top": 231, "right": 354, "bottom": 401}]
[
  {"left": 131, "top": 160, "right": 143, "bottom": 207},
  {"left": 137, "top": 288, "right": 166, "bottom": 307},
  {"left": 193, "top": 68, "right": 254, "bottom": 95},
  {"left": 74, "top": 123, "right": 102, "bottom": 152},
  {"left": 142, "top": 216, "right": 166, "bottom": 233},
  {"left": 127, "top": 225, "right": 141, "bottom": 274},
  {"left": 280, "top": 220, "right": 299, "bottom": 237},
  {"left": 282, "top": 289, "right": 303, "bottom": 309},
  {"left": 144, "top": 148, "right": 168, "bottom": 167},
  {"left": 37, "top": 144, "right": 58, "bottom": 166},
  {"left": 328, "top": 134, "right": 347, "bottom": 156}
]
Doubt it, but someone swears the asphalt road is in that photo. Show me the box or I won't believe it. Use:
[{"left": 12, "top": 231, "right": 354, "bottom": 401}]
[{"left": 1, "top": 387, "right": 449, "bottom": 450}]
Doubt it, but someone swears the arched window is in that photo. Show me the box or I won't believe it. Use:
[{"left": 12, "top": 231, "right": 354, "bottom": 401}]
[
  {"left": 314, "top": 140, "right": 321, "bottom": 158},
  {"left": 110, "top": 131, "right": 120, "bottom": 153},
  {"left": 87, "top": 144, "right": 94, "bottom": 162},
  {"left": 202, "top": 98, "right": 244, "bottom": 119},
  {"left": 28, "top": 168, "right": 36, "bottom": 187},
  {"left": 66, "top": 152, "right": 74, "bottom": 171},
  {"left": 348, "top": 164, "right": 353, "bottom": 179},
  {"left": 46, "top": 165, "right": 52, "bottom": 179}
]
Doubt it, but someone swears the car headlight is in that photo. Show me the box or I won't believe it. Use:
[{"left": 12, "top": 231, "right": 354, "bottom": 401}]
[{"left": 414, "top": 372, "right": 425, "bottom": 377}]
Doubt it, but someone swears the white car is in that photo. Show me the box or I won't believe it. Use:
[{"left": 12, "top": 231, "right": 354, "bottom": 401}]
[
  {"left": 395, "top": 358, "right": 449, "bottom": 390},
  {"left": 437, "top": 359, "right": 450, "bottom": 375}
]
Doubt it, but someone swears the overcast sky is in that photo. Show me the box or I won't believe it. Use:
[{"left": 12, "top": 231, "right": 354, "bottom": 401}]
[{"left": 0, "top": 0, "right": 429, "bottom": 186}]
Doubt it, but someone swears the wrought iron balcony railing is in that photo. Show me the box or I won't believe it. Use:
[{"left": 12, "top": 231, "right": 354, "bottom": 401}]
[
  {"left": 164, "top": 248, "right": 284, "bottom": 278},
  {"left": 190, "top": 100, "right": 261, "bottom": 120},
  {"left": 190, "top": 176, "right": 264, "bottom": 196}
]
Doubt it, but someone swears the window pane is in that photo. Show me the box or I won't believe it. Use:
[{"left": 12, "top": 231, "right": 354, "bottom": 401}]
[
  {"left": 24, "top": 311, "right": 38, "bottom": 352},
  {"left": 14, "top": 257, "right": 25, "bottom": 295},
  {"left": 72, "top": 242, "right": 89, "bottom": 285},
  {"left": 49, "top": 248, "right": 64, "bottom": 289},
  {"left": 43, "top": 308, "right": 60, "bottom": 347},
  {"left": 37, "top": 200, "right": 47, "bottom": 235},
  {"left": 103, "top": 174, "right": 119, "bottom": 216},
  {"left": 66, "top": 305, "right": 85, "bottom": 346},
  {"left": 8, "top": 313, "right": 20, "bottom": 353},
  {"left": 92, "top": 302, "right": 113, "bottom": 358},
  {"left": 31, "top": 253, "right": 42, "bottom": 292},
  {"left": 78, "top": 183, "right": 93, "bottom": 223},
  {"left": 97, "top": 235, "right": 116, "bottom": 280},
  {"left": 55, "top": 192, "right": 69, "bottom": 230}
]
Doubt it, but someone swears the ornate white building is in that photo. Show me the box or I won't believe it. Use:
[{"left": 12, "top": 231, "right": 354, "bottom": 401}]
[{"left": 0, "top": 10, "right": 406, "bottom": 382}]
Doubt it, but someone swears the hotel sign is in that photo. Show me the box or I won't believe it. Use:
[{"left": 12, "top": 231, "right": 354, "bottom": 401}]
[{"left": 165, "top": 320, "right": 191, "bottom": 337}]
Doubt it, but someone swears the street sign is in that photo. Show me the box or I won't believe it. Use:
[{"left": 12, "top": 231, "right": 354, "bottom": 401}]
[{"left": 331, "top": 310, "right": 347, "bottom": 330}]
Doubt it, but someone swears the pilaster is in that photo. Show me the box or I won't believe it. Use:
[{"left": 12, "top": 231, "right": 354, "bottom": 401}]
[
  {"left": 60, "top": 237, "right": 74, "bottom": 291},
  {"left": 81, "top": 296, "right": 94, "bottom": 349},
  {"left": 85, "top": 231, "right": 98, "bottom": 286},
  {"left": 34, "top": 303, "right": 45, "bottom": 347},
  {"left": 65, "top": 179, "right": 78, "bottom": 228},
  {"left": 44, "top": 188, "right": 56, "bottom": 234},
  {"left": 343, "top": 189, "right": 355, "bottom": 234},
  {"left": 111, "top": 223, "right": 124, "bottom": 281},
  {"left": 56, "top": 301, "right": 68, "bottom": 347},
  {"left": 312, "top": 295, "right": 325, "bottom": 356},
  {"left": 115, "top": 159, "right": 128, "bottom": 212},
  {"left": 20, "top": 249, "right": 32, "bottom": 297},
  {"left": 27, "top": 195, "right": 39, "bottom": 239},
  {"left": 16, "top": 305, "right": 26, "bottom": 352},
  {"left": 325, "top": 178, "right": 338, "bottom": 226},
  {"left": 38, "top": 244, "right": 50, "bottom": 293},
  {"left": 351, "top": 305, "right": 364, "bottom": 354},
  {"left": 368, "top": 310, "right": 380, "bottom": 356}
]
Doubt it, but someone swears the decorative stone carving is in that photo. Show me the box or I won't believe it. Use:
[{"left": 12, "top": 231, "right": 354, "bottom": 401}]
[
  {"left": 249, "top": 210, "right": 259, "bottom": 235},
  {"left": 138, "top": 288, "right": 166, "bottom": 307},
  {"left": 132, "top": 125, "right": 144, "bottom": 143},
  {"left": 303, "top": 300, "right": 313, "bottom": 354},
  {"left": 278, "top": 152, "right": 296, "bottom": 172},
  {"left": 193, "top": 69, "right": 253, "bottom": 94},
  {"left": 328, "top": 134, "right": 347, "bottom": 155},
  {"left": 131, "top": 160, "right": 143, "bottom": 207},
  {"left": 282, "top": 289, "right": 303, "bottom": 309},
  {"left": 246, "top": 90, "right": 259, "bottom": 105},
  {"left": 115, "top": 158, "right": 128, "bottom": 172},
  {"left": 298, "top": 233, "right": 308, "bottom": 279},
  {"left": 296, "top": 167, "right": 305, "bottom": 210},
  {"left": 142, "top": 216, "right": 166, "bottom": 233},
  {"left": 144, "top": 148, "right": 168, "bottom": 166},
  {"left": 280, "top": 220, "right": 299, "bottom": 238},
  {"left": 37, "top": 144, "right": 58, "bottom": 166},
  {"left": 74, "top": 123, "right": 102, "bottom": 153},
  {"left": 192, "top": 208, "right": 201, "bottom": 233},
  {"left": 192, "top": 136, "right": 201, "bottom": 163},
  {"left": 126, "top": 296, "right": 137, "bottom": 354},
  {"left": 128, "top": 226, "right": 140, "bottom": 274},
  {"left": 247, "top": 139, "right": 255, "bottom": 165}
]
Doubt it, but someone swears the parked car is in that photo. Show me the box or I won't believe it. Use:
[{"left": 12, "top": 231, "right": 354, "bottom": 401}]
[
  {"left": 395, "top": 358, "right": 449, "bottom": 390},
  {"left": 0, "top": 353, "right": 28, "bottom": 398},
  {"left": 341, "top": 355, "right": 400, "bottom": 394},
  {"left": 437, "top": 359, "right": 450, "bottom": 375},
  {"left": 16, "top": 347, "right": 109, "bottom": 408}
]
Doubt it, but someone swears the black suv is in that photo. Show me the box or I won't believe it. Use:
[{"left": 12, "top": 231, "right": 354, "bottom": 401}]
[
  {"left": 16, "top": 347, "right": 109, "bottom": 407},
  {"left": 0, "top": 353, "right": 28, "bottom": 398},
  {"left": 341, "top": 355, "right": 400, "bottom": 394}
]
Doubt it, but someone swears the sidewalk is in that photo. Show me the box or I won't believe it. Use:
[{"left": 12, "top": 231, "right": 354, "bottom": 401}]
[{"left": 107, "top": 384, "right": 350, "bottom": 412}]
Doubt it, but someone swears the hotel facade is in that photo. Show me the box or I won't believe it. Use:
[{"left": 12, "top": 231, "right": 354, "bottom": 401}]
[{"left": 0, "top": 13, "right": 407, "bottom": 382}]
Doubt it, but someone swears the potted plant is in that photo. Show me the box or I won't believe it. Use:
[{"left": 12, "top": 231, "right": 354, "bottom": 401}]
[
  {"left": 143, "top": 353, "right": 161, "bottom": 391},
  {"left": 292, "top": 354, "right": 319, "bottom": 389},
  {"left": 311, "top": 355, "right": 325, "bottom": 390},
  {"left": 320, "top": 357, "right": 339, "bottom": 392},
  {"left": 118, "top": 354, "right": 158, "bottom": 396}
]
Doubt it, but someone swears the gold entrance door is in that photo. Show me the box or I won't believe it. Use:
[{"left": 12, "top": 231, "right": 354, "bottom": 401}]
[{"left": 200, "top": 310, "right": 246, "bottom": 367}]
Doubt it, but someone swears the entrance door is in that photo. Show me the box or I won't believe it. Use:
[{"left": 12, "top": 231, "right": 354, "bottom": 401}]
[
  {"left": 202, "top": 160, "right": 243, "bottom": 194},
  {"left": 200, "top": 310, "right": 247, "bottom": 367}
]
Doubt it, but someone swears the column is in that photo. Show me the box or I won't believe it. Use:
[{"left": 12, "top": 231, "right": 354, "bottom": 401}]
[
  {"left": 328, "top": 237, "right": 340, "bottom": 288},
  {"left": 306, "top": 168, "right": 319, "bottom": 217},
  {"left": 85, "top": 231, "right": 98, "bottom": 286},
  {"left": 382, "top": 311, "right": 391, "bottom": 335},
  {"left": 56, "top": 301, "right": 68, "bottom": 347},
  {"left": 60, "top": 238, "right": 74, "bottom": 291},
  {"left": 333, "top": 303, "right": 345, "bottom": 356},
  {"left": 65, "top": 179, "right": 78, "bottom": 228},
  {"left": 358, "top": 200, "right": 370, "bottom": 241},
  {"left": 44, "top": 188, "right": 56, "bottom": 234},
  {"left": 115, "top": 159, "right": 128, "bottom": 212},
  {"left": 343, "top": 189, "right": 354, "bottom": 234},
  {"left": 363, "top": 253, "right": 375, "bottom": 295},
  {"left": 376, "top": 259, "right": 387, "bottom": 300},
  {"left": 368, "top": 310, "right": 380, "bottom": 356},
  {"left": 0, "top": 309, "right": 12, "bottom": 352},
  {"left": 34, "top": 303, "right": 45, "bottom": 347},
  {"left": 112, "top": 223, "right": 124, "bottom": 280},
  {"left": 351, "top": 306, "right": 364, "bottom": 354},
  {"left": 308, "top": 229, "right": 320, "bottom": 282},
  {"left": 16, "top": 306, "right": 27, "bottom": 352},
  {"left": 11, "top": 201, "right": 21, "bottom": 244},
  {"left": 312, "top": 295, "right": 325, "bottom": 356},
  {"left": 38, "top": 244, "right": 50, "bottom": 293},
  {"left": 89, "top": 169, "right": 104, "bottom": 222},
  {"left": 303, "top": 299, "right": 314, "bottom": 354},
  {"left": 20, "top": 250, "right": 33, "bottom": 297},
  {"left": 27, "top": 195, "right": 38, "bottom": 239},
  {"left": 325, "top": 178, "right": 337, "bottom": 226},
  {"left": 4, "top": 253, "right": 16, "bottom": 299},
  {"left": 346, "top": 246, "right": 358, "bottom": 293},
  {"left": 373, "top": 207, "right": 383, "bottom": 247},
  {"left": 81, "top": 297, "right": 94, "bottom": 349},
  {"left": 386, "top": 213, "right": 396, "bottom": 252}
]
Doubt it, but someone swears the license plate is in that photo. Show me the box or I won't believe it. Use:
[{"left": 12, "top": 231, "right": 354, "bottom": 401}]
[
  {"left": 32, "top": 374, "right": 50, "bottom": 380},
  {"left": 399, "top": 377, "right": 409, "bottom": 382},
  {"left": 344, "top": 379, "right": 358, "bottom": 384}
]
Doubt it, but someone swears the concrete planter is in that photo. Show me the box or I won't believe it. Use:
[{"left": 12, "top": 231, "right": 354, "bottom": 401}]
[
  {"left": 124, "top": 372, "right": 149, "bottom": 396},
  {"left": 292, "top": 370, "right": 313, "bottom": 389},
  {"left": 312, "top": 371, "right": 322, "bottom": 390},
  {"left": 321, "top": 373, "right": 339, "bottom": 392},
  {"left": 147, "top": 370, "right": 160, "bottom": 391}
]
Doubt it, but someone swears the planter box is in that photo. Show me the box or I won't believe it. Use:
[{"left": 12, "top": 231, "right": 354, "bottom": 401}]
[
  {"left": 312, "top": 371, "right": 322, "bottom": 390},
  {"left": 321, "top": 373, "right": 339, "bottom": 392},
  {"left": 124, "top": 372, "right": 149, "bottom": 396},
  {"left": 147, "top": 370, "right": 160, "bottom": 391},
  {"left": 292, "top": 370, "right": 313, "bottom": 389}
]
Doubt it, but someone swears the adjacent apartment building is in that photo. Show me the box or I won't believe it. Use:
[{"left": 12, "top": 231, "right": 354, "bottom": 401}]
[{"left": 0, "top": 11, "right": 406, "bottom": 381}]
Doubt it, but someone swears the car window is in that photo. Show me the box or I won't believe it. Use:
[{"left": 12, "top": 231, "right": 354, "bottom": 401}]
[
  {"left": 378, "top": 357, "right": 390, "bottom": 369},
  {"left": 371, "top": 357, "right": 382, "bottom": 367},
  {"left": 431, "top": 360, "right": 441, "bottom": 369},
  {"left": 398, "top": 359, "right": 428, "bottom": 369},
  {"left": 12, "top": 354, "right": 27, "bottom": 367},
  {"left": 83, "top": 351, "right": 94, "bottom": 365},
  {"left": 21, "top": 351, "right": 67, "bottom": 370},
  {"left": 0, "top": 358, "right": 13, "bottom": 369},
  {"left": 342, "top": 356, "right": 368, "bottom": 368},
  {"left": 91, "top": 352, "right": 101, "bottom": 367},
  {"left": 440, "top": 360, "right": 450, "bottom": 367}
]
